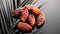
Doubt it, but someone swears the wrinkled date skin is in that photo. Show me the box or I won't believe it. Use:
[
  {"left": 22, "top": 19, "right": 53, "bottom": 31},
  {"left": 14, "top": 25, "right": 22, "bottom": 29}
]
[
  {"left": 32, "top": 7, "right": 41, "bottom": 15},
  {"left": 28, "top": 14, "right": 35, "bottom": 26},
  {"left": 12, "top": 4, "right": 45, "bottom": 32},
  {"left": 17, "top": 22, "right": 32, "bottom": 31},
  {"left": 12, "top": 7, "right": 25, "bottom": 16},
  {"left": 20, "top": 9, "right": 29, "bottom": 22},
  {"left": 25, "top": 4, "right": 41, "bottom": 15},
  {"left": 36, "top": 12, "right": 45, "bottom": 26}
]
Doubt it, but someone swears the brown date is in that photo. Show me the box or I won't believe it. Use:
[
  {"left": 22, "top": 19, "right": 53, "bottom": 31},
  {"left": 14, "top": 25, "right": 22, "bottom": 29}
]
[
  {"left": 12, "top": 7, "right": 25, "bottom": 16},
  {"left": 17, "top": 22, "right": 32, "bottom": 31},
  {"left": 28, "top": 14, "right": 35, "bottom": 26},
  {"left": 36, "top": 12, "right": 45, "bottom": 26},
  {"left": 25, "top": 4, "right": 41, "bottom": 15},
  {"left": 20, "top": 9, "right": 29, "bottom": 22}
]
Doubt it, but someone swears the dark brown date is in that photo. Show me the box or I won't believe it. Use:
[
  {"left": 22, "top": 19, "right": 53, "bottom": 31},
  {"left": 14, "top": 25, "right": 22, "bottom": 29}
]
[
  {"left": 17, "top": 22, "right": 32, "bottom": 31},
  {"left": 28, "top": 14, "right": 35, "bottom": 26},
  {"left": 20, "top": 9, "right": 29, "bottom": 22},
  {"left": 36, "top": 12, "right": 45, "bottom": 26},
  {"left": 12, "top": 7, "right": 25, "bottom": 16}
]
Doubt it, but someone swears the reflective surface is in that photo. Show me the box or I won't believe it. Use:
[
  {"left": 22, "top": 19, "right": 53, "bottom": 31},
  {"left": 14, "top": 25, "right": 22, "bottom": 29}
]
[
  {"left": 35, "top": 0, "right": 60, "bottom": 34},
  {"left": 23, "top": 0, "right": 60, "bottom": 34},
  {"left": 0, "top": 0, "right": 60, "bottom": 34}
]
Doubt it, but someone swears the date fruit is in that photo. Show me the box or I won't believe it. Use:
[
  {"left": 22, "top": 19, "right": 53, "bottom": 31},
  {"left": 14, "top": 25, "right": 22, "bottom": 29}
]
[
  {"left": 17, "top": 22, "right": 32, "bottom": 31},
  {"left": 28, "top": 14, "right": 35, "bottom": 26}
]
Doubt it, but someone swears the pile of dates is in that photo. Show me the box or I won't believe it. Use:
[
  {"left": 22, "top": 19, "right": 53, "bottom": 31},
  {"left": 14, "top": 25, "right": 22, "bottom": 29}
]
[{"left": 12, "top": 4, "right": 45, "bottom": 31}]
